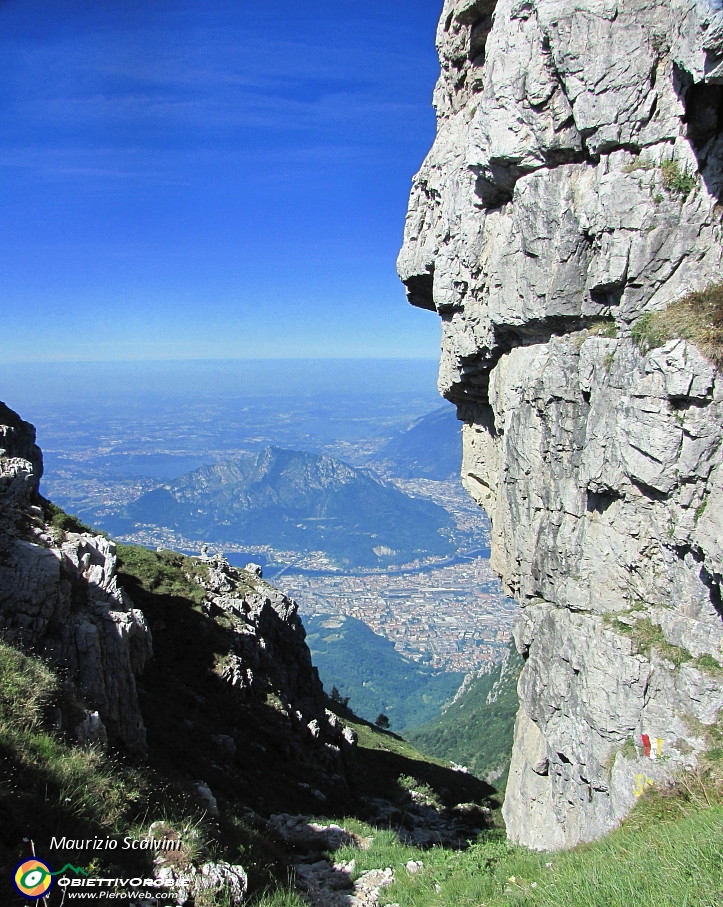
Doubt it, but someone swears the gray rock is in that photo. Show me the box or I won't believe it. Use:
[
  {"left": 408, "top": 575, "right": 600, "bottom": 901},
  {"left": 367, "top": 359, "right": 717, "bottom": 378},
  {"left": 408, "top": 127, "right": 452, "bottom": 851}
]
[
  {"left": 74, "top": 710, "right": 108, "bottom": 750},
  {"left": 399, "top": 0, "right": 723, "bottom": 849},
  {"left": 0, "top": 403, "right": 152, "bottom": 754},
  {"left": 270, "top": 817, "right": 395, "bottom": 907},
  {"left": 156, "top": 860, "right": 247, "bottom": 906},
  {"left": 341, "top": 725, "right": 359, "bottom": 747},
  {"left": 211, "top": 733, "right": 237, "bottom": 763},
  {"left": 269, "top": 814, "right": 358, "bottom": 851},
  {"left": 0, "top": 401, "right": 42, "bottom": 505},
  {"left": 194, "top": 781, "right": 219, "bottom": 817}
]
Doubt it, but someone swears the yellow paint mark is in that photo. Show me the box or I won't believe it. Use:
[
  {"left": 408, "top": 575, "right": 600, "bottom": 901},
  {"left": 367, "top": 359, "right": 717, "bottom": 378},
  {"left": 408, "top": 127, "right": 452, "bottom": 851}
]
[{"left": 633, "top": 773, "right": 654, "bottom": 798}]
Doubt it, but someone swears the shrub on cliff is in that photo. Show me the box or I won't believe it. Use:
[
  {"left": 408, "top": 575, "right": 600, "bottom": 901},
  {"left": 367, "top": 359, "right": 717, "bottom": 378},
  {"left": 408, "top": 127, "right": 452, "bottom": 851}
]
[{"left": 632, "top": 282, "right": 723, "bottom": 365}]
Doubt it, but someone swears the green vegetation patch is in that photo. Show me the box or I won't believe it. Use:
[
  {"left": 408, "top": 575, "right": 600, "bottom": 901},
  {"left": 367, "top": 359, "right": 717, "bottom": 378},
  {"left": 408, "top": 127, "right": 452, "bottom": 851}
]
[
  {"left": 694, "top": 652, "right": 723, "bottom": 677},
  {"left": 573, "top": 318, "right": 618, "bottom": 350},
  {"left": 606, "top": 616, "right": 692, "bottom": 667},
  {"left": 660, "top": 159, "right": 697, "bottom": 197},
  {"left": 116, "top": 543, "right": 210, "bottom": 606},
  {"left": 629, "top": 712, "right": 723, "bottom": 829},
  {"left": 319, "top": 714, "right": 723, "bottom": 907},
  {"left": 323, "top": 804, "right": 723, "bottom": 907},
  {"left": 396, "top": 773, "right": 444, "bottom": 809},
  {"left": 623, "top": 156, "right": 653, "bottom": 174},
  {"left": 40, "top": 498, "right": 98, "bottom": 537},
  {"left": 586, "top": 318, "right": 618, "bottom": 339},
  {"left": 631, "top": 282, "right": 723, "bottom": 366},
  {"left": 0, "top": 641, "right": 145, "bottom": 875}
]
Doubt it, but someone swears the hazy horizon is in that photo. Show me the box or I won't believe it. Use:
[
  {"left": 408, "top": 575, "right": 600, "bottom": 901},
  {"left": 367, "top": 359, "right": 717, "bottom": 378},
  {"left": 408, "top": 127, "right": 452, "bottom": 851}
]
[{"left": 0, "top": 357, "right": 444, "bottom": 423}]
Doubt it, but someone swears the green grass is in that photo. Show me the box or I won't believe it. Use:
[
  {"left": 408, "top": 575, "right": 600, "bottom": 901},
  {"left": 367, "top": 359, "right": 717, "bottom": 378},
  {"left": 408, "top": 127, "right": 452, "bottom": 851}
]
[
  {"left": 37, "top": 497, "right": 98, "bottom": 539},
  {"left": 0, "top": 641, "right": 146, "bottom": 875},
  {"left": 2, "top": 598, "right": 721, "bottom": 907},
  {"left": 623, "top": 156, "right": 653, "bottom": 174},
  {"left": 694, "top": 653, "right": 723, "bottom": 677},
  {"left": 254, "top": 708, "right": 723, "bottom": 907},
  {"left": 573, "top": 318, "right": 618, "bottom": 349},
  {"left": 116, "top": 543, "right": 211, "bottom": 606},
  {"left": 607, "top": 614, "right": 723, "bottom": 677},
  {"left": 695, "top": 496, "right": 709, "bottom": 523},
  {"left": 586, "top": 318, "right": 618, "bottom": 338},
  {"left": 250, "top": 890, "right": 307, "bottom": 907},
  {"left": 308, "top": 801, "right": 722, "bottom": 907},
  {"left": 397, "top": 773, "right": 444, "bottom": 808},
  {"left": 606, "top": 616, "right": 693, "bottom": 666},
  {"left": 660, "top": 159, "right": 697, "bottom": 197},
  {"left": 631, "top": 282, "right": 723, "bottom": 366}
]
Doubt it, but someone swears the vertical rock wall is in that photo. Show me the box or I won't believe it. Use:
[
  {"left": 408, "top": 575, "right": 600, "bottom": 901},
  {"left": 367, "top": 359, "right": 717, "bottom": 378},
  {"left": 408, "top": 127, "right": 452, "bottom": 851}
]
[{"left": 399, "top": 0, "right": 723, "bottom": 848}]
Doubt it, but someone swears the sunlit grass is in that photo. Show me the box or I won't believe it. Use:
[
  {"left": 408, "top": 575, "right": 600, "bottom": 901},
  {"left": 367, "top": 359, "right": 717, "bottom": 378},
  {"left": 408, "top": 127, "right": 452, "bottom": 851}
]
[
  {"left": 632, "top": 282, "right": 723, "bottom": 366},
  {"left": 314, "top": 804, "right": 723, "bottom": 907}
]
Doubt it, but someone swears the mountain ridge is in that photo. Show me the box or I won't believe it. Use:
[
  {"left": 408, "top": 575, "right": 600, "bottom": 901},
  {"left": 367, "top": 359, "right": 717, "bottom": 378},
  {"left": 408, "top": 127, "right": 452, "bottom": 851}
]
[
  {"left": 112, "top": 445, "right": 456, "bottom": 568},
  {"left": 371, "top": 406, "right": 461, "bottom": 480}
]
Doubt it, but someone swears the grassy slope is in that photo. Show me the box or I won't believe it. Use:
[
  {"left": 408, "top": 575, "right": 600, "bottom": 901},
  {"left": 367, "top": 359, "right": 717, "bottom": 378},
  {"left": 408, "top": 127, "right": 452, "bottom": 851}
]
[{"left": 321, "top": 803, "right": 723, "bottom": 907}]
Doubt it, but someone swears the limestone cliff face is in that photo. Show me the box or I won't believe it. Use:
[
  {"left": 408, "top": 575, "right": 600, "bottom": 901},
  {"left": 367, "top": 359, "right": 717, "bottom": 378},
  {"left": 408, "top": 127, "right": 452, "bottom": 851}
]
[{"left": 399, "top": 0, "right": 723, "bottom": 848}]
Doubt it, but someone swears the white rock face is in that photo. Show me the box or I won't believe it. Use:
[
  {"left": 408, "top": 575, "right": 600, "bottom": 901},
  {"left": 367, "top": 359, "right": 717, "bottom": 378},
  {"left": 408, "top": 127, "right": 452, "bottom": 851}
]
[{"left": 399, "top": 0, "right": 723, "bottom": 848}]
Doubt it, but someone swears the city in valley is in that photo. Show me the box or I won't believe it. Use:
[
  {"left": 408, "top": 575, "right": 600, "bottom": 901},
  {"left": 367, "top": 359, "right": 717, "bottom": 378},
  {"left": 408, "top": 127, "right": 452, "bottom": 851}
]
[
  {"left": 279, "top": 557, "right": 515, "bottom": 673},
  {"left": 73, "top": 474, "right": 515, "bottom": 676}
]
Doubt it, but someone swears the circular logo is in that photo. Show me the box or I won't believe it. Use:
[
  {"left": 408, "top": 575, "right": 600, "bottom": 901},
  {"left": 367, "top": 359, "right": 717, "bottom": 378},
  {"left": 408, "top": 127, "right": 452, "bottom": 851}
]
[{"left": 13, "top": 858, "right": 54, "bottom": 899}]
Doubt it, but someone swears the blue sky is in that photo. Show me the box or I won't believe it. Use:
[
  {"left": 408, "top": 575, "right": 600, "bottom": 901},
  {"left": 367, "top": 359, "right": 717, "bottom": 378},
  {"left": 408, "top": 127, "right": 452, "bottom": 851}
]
[{"left": 0, "top": 0, "right": 442, "bottom": 362}]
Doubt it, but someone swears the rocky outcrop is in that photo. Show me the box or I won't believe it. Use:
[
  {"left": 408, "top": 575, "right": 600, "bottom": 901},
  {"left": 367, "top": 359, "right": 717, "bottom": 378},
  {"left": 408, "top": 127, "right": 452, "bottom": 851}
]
[
  {"left": 0, "top": 402, "right": 42, "bottom": 505},
  {"left": 0, "top": 401, "right": 152, "bottom": 753},
  {"left": 399, "top": 1, "right": 723, "bottom": 848},
  {"left": 198, "top": 553, "right": 357, "bottom": 769}
]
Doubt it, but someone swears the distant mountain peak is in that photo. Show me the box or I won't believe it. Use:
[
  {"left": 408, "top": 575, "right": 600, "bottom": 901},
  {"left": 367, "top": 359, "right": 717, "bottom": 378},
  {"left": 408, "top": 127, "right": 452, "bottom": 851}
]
[
  {"left": 371, "top": 406, "right": 461, "bottom": 480},
  {"left": 122, "top": 446, "right": 454, "bottom": 568}
]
